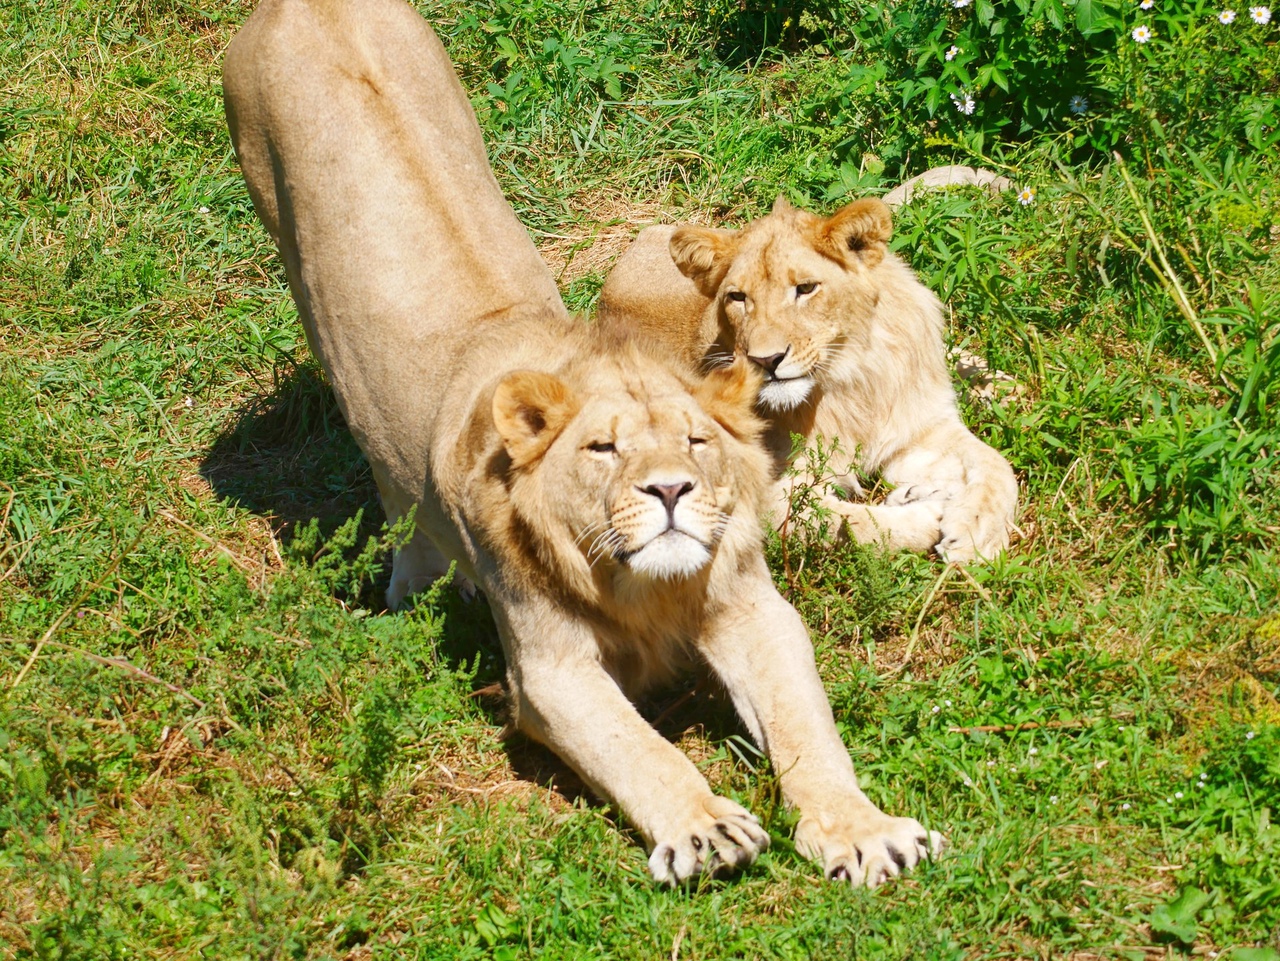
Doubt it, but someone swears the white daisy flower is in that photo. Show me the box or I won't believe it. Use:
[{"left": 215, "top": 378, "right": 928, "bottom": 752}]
[
  {"left": 1140, "top": 0, "right": 1154, "bottom": 8},
  {"left": 1249, "top": 6, "right": 1271, "bottom": 22},
  {"left": 954, "top": 0, "right": 973, "bottom": 7},
  {"left": 1018, "top": 186, "right": 1036, "bottom": 205},
  {"left": 1121, "top": 802, "right": 1131, "bottom": 810},
  {"left": 1246, "top": 730, "right": 1257, "bottom": 739},
  {"left": 950, "top": 91, "right": 976, "bottom": 115},
  {"left": 1132, "top": 24, "right": 1154, "bottom": 40},
  {"left": 946, "top": 45, "right": 961, "bottom": 60},
  {"left": 1219, "top": 8, "right": 1237, "bottom": 21},
  {"left": 1069, "top": 95, "right": 1089, "bottom": 114}
]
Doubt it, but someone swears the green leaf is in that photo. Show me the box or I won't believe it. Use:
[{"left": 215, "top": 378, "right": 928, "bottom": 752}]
[
  {"left": 1075, "top": 0, "right": 1099, "bottom": 35},
  {"left": 1148, "top": 887, "right": 1211, "bottom": 945}
]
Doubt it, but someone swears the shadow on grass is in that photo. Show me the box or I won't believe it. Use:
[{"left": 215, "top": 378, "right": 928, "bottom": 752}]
[{"left": 201, "top": 360, "right": 380, "bottom": 546}]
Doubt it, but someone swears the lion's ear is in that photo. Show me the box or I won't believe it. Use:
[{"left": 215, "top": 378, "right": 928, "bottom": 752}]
[
  {"left": 694, "top": 357, "right": 764, "bottom": 442},
  {"left": 669, "top": 225, "right": 739, "bottom": 297},
  {"left": 493, "top": 371, "right": 580, "bottom": 470},
  {"left": 819, "top": 198, "right": 892, "bottom": 269},
  {"left": 771, "top": 195, "right": 794, "bottom": 215}
]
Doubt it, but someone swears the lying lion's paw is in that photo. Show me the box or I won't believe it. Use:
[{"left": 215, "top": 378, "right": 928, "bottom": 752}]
[
  {"left": 797, "top": 812, "right": 945, "bottom": 889},
  {"left": 884, "top": 482, "right": 958, "bottom": 507},
  {"left": 936, "top": 508, "right": 1009, "bottom": 563},
  {"left": 647, "top": 797, "right": 770, "bottom": 886}
]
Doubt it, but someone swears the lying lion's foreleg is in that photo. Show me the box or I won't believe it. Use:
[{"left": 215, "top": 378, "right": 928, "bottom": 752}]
[
  {"left": 771, "top": 475, "right": 944, "bottom": 551},
  {"left": 498, "top": 604, "right": 769, "bottom": 886},
  {"left": 700, "top": 573, "right": 944, "bottom": 887},
  {"left": 826, "top": 497, "right": 945, "bottom": 551}
]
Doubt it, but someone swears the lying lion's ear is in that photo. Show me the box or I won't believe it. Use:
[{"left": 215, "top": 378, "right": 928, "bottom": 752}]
[
  {"left": 694, "top": 357, "right": 764, "bottom": 442},
  {"left": 771, "top": 195, "right": 794, "bottom": 214},
  {"left": 493, "top": 371, "right": 580, "bottom": 470},
  {"left": 819, "top": 198, "right": 892, "bottom": 270},
  {"left": 669, "top": 226, "right": 739, "bottom": 298}
]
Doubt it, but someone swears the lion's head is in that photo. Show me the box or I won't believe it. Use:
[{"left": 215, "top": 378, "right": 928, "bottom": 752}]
[
  {"left": 669, "top": 197, "right": 893, "bottom": 412},
  {"left": 489, "top": 343, "right": 768, "bottom": 606}
]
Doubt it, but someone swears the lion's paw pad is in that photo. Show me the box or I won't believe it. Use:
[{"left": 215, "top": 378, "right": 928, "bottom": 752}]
[{"left": 648, "top": 809, "right": 770, "bottom": 886}]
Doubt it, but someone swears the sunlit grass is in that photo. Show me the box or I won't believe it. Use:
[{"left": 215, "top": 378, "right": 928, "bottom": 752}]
[{"left": 1, "top": 0, "right": 1277, "bottom": 958}]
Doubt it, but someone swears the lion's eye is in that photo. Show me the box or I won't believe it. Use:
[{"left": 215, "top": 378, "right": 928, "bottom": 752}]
[
  {"left": 725, "top": 290, "right": 747, "bottom": 303},
  {"left": 587, "top": 441, "right": 617, "bottom": 454},
  {"left": 795, "top": 282, "right": 817, "bottom": 297},
  {"left": 689, "top": 436, "right": 709, "bottom": 449}
]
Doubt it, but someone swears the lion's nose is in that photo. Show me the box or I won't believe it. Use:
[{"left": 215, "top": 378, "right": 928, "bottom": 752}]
[
  {"left": 641, "top": 480, "right": 695, "bottom": 517},
  {"left": 747, "top": 349, "right": 788, "bottom": 376}
]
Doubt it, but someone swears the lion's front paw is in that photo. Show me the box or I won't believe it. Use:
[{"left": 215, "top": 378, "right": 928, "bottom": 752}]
[
  {"left": 936, "top": 506, "right": 1010, "bottom": 563},
  {"left": 884, "top": 481, "right": 959, "bottom": 507},
  {"left": 647, "top": 796, "right": 770, "bottom": 886},
  {"left": 796, "top": 811, "right": 945, "bottom": 889}
]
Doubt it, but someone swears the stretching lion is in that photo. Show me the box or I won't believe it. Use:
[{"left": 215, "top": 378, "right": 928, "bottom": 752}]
[
  {"left": 223, "top": 0, "right": 941, "bottom": 887},
  {"left": 598, "top": 198, "right": 1018, "bottom": 561}
]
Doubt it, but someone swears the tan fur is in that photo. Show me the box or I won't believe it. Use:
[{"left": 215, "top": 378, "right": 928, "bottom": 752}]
[
  {"left": 599, "top": 197, "right": 1019, "bottom": 561},
  {"left": 224, "top": 0, "right": 941, "bottom": 887}
]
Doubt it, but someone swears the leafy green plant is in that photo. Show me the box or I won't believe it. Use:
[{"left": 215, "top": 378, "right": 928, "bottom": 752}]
[{"left": 825, "top": 0, "right": 1279, "bottom": 177}]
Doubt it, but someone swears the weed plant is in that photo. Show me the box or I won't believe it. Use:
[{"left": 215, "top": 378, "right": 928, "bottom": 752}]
[{"left": 1, "top": 0, "right": 1278, "bottom": 958}]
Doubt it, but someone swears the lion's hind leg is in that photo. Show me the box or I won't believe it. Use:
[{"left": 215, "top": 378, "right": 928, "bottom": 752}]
[{"left": 386, "top": 526, "right": 470, "bottom": 610}]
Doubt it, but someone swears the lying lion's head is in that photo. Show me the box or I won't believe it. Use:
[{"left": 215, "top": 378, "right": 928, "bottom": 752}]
[
  {"left": 490, "top": 342, "right": 768, "bottom": 604},
  {"left": 669, "top": 197, "right": 893, "bottom": 412}
]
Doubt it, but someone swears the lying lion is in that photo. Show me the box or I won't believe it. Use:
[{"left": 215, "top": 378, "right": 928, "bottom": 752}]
[
  {"left": 599, "top": 198, "right": 1019, "bottom": 561},
  {"left": 223, "top": 0, "right": 941, "bottom": 886}
]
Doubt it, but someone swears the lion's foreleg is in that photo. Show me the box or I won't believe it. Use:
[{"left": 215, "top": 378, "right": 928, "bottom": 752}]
[
  {"left": 770, "top": 473, "right": 944, "bottom": 550},
  {"left": 496, "top": 603, "right": 769, "bottom": 885},
  {"left": 699, "top": 576, "right": 944, "bottom": 887}
]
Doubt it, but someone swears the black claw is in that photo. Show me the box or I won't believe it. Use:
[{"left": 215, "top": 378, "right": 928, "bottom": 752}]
[
  {"left": 886, "top": 843, "right": 908, "bottom": 870},
  {"left": 665, "top": 846, "right": 676, "bottom": 874},
  {"left": 691, "top": 835, "right": 703, "bottom": 851},
  {"left": 828, "top": 864, "right": 851, "bottom": 882},
  {"left": 716, "top": 823, "right": 738, "bottom": 845},
  {"left": 854, "top": 846, "right": 863, "bottom": 866}
]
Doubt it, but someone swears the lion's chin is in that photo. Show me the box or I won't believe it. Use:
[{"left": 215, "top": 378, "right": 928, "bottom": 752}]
[
  {"left": 624, "top": 530, "right": 712, "bottom": 580},
  {"left": 758, "top": 375, "right": 815, "bottom": 411}
]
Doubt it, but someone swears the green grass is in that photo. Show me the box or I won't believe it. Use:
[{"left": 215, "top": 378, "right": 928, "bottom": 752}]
[{"left": 2, "top": 0, "right": 1278, "bottom": 958}]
